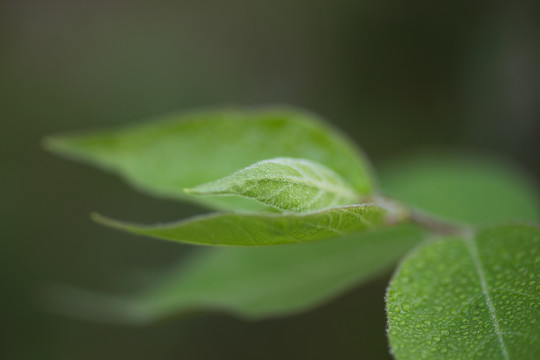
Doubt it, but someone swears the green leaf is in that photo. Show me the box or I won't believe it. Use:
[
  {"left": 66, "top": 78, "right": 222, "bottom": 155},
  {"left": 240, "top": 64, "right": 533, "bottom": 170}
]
[
  {"left": 49, "top": 225, "right": 423, "bottom": 322},
  {"left": 386, "top": 224, "right": 540, "bottom": 360},
  {"left": 44, "top": 107, "right": 375, "bottom": 211},
  {"left": 92, "top": 204, "right": 388, "bottom": 246},
  {"left": 380, "top": 152, "right": 540, "bottom": 225},
  {"left": 186, "top": 157, "right": 360, "bottom": 213}
]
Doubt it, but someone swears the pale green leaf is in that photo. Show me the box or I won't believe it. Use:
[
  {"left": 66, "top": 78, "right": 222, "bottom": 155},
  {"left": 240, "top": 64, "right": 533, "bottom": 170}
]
[
  {"left": 386, "top": 224, "right": 540, "bottom": 360},
  {"left": 44, "top": 107, "right": 375, "bottom": 211},
  {"left": 92, "top": 204, "right": 387, "bottom": 246},
  {"left": 186, "top": 157, "right": 360, "bottom": 213},
  {"left": 48, "top": 225, "right": 423, "bottom": 322},
  {"left": 380, "top": 152, "right": 540, "bottom": 224}
]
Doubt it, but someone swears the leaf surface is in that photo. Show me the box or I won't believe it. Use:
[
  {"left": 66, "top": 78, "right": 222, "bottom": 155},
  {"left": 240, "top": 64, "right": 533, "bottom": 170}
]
[
  {"left": 92, "top": 204, "right": 387, "bottom": 246},
  {"left": 386, "top": 224, "right": 540, "bottom": 360},
  {"left": 51, "top": 225, "right": 422, "bottom": 322},
  {"left": 187, "top": 157, "right": 360, "bottom": 213},
  {"left": 44, "top": 107, "right": 375, "bottom": 211}
]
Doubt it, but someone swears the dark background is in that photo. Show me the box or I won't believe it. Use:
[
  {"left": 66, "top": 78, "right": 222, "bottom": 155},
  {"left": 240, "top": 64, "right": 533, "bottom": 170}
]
[{"left": 1, "top": 0, "right": 539, "bottom": 359}]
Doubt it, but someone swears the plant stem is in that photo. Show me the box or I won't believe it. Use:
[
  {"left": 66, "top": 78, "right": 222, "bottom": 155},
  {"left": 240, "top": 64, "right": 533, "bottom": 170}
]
[
  {"left": 373, "top": 195, "right": 472, "bottom": 237},
  {"left": 408, "top": 209, "right": 472, "bottom": 237}
]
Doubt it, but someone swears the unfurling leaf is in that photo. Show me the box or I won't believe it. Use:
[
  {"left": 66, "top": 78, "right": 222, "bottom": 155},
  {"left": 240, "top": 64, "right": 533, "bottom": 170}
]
[
  {"left": 44, "top": 107, "right": 375, "bottom": 211},
  {"left": 386, "top": 224, "right": 540, "bottom": 360},
  {"left": 186, "top": 157, "right": 360, "bottom": 213},
  {"left": 92, "top": 204, "right": 387, "bottom": 246}
]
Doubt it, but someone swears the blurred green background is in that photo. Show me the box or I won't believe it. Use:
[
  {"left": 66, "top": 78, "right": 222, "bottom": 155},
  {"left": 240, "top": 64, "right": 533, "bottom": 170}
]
[{"left": 1, "top": 0, "right": 539, "bottom": 359}]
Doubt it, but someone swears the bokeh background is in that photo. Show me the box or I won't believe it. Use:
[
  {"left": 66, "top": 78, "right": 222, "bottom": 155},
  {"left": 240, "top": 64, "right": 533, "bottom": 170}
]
[{"left": 2, "top": 0, "right": 539, "bottom": 359}]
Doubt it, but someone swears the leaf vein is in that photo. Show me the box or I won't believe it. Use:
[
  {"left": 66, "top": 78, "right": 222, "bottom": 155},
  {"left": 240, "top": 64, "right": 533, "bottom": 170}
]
[{"left": 464, "top": 237, "right": 510, "bottom": 360}]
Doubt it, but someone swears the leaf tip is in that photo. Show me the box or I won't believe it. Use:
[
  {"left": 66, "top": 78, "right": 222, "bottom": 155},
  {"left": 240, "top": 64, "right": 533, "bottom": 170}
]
[
  {"left": 90, "top": 213, "right": 144, "bottom": 235},
  {"left": 90, "top": 212, "right": 119, "bottom": 228},
  {"left": 90, "top": 211, "right": 104, "bottom": 222},
  {"left": 183, "top": 185, "right": 210, "bottom": 196},
  {"left": 41, "top": 134, "right": 81, "bottom": 158},
  {"left": 41, "top": 135, "right": 62, "bottom": 152}
]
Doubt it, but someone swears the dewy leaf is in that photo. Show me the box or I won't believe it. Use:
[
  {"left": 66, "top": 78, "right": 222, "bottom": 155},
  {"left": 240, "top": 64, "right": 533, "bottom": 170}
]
[
  {"left": 44, "top": 107, "right": 375, "bottom": 211},
  {"left": 49, "top": 225, "right": 423, "bottom": 322},
  {"left": 186, "top": 157, "right": 360, "bottom": 213},
  {"left": 92, "top": 204, "right": 387, "bottom": 246},
  {"left": 380, "top": 152, "right": 540, "bottom": 225},
  {"left": 386, "top": 224, "right": 540, "bottom": 360}
]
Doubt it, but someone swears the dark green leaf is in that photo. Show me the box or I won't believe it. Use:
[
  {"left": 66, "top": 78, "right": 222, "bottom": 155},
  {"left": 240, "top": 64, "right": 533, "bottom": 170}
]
[{"left": 387, "top": 224, "right": 540, "bottom": 359}]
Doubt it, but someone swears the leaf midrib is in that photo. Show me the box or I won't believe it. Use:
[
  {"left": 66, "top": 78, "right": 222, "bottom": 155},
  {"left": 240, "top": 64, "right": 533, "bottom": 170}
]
[{"left": 464, "top": 237, "right": 510, "bottom": 360}]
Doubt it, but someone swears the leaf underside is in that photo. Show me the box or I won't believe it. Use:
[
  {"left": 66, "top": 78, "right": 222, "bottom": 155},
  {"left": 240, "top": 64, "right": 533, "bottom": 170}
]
[
  {"left": 387, "top": 224, "right": 540, "bottom": 360},
  {"left": 187, "top": 157, "right": 360, "bottom": 213}
]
